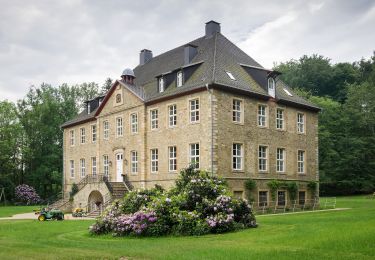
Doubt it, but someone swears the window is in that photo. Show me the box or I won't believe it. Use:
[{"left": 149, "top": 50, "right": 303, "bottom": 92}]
[
  {"left": 276, "top": 109, "right": 284, "bottom": 130},
  {"left": 91, "top": 157, "right": 97, "bottom": 176},
  {"left": 80, "top": 158, "right": 85, "bottom": 178},
  {"left": 116, "top": 93, "right": 121, "bottom": 103},
  {"left": 168, "top": 146, "right": 177, "bottom": 172},
  {"left": 116, "top": 117, "right": 123, "bottom": 137},
  {"left": 69, "top": 130, "right": 75, "bottom": 146},
  {"left": 103, "top": 121, "right": 109, "bottom": 140},
  {"left": 190, "top": 99, "right": 199, "bottom": 123},
  {"left": 103, "top": 155, "right": 109, "bottom": 177},
  {"left": 190, "top": 143, "right": 200, "bottom": 168},
  {"left": 131, "top": 113, "right": 138, "bottom": 133},
  {"left": 233, "top": 99, "right": 242, "bottom": 123},
  {"left": 168, "top": 104, "right": 177, "bottom": 127},
  {"left": 297, "top": 150, "right": 305, "bottom": 174},
  {"left": 150, "top": 109, "right": 158, "bottom": 130},
  {"left": 276, "top": 148, "right": 285, "bottom": 173},
  {"left": 297, "top": 113, "right": 305, "bottom": 133},
  {"left": 177, "top": 71, "right": 183, "bottom": 87},
  {"left": 258, "top": 146, "right": 268, "bottom": 172},
  {"left": 299, "top": 191, "right": 306, "bottom": 205},
  {"left": 258, "top": 105, "right": 267, "bottom": 127},
  {"left": 268, "top": 77, "right": 275, "bottom": 98},
  {"left": 91, "top": 125, "right": 97, "bottom": 142},
  {"left": 159, "top": 77, "right": 164, "bottom": 93},
  {"left": 151, "top": 149, "right": 159, "bottom": 173},
  {"left": 259, "top": 191, "right": 268, "bottom": 206},
  {"left": 232, "top": 143, "right": 243, "bottom": 170},
  {"left": 277, "top": 191, "right": 286, "bottom": 206},
  {"left": 80, "top": 128, "right": 86, "bottom": 144},
  {"left": 131, "top": 151, "right": 138, "bottom": 174},
  {"left": 70, "top": 160, "right": 74, "bottom": 178},
  {"left": 226, "top": 71, "right": 236, "bottom": 80}
]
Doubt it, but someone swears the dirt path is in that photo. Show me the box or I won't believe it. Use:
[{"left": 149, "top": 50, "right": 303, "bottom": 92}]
[{"left": 0, "top": 212, "right": 95, "bottom": 220}]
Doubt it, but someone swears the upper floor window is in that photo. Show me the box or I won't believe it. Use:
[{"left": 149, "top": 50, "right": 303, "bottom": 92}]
[
  {"left": 131, "top": 151, "right": 138, "bottom": 174},
  {"left": 276, "top": 109, "right": 284, "bottom": 130},
  {"left": 268, "top": 77, "right": 275, "bottom": 98},
  {"left": 177, "top": 71, "right": 183, "bottom": 87},
  {"left": 150, "top": 109, "right": 158, "bottom": 130},
  {"left": 131, "top": 113, "right": 138, "bottom": 133},
  {"left": 80, "top": 128, "right": 86, "bottom": 144},
  {"left": 116, "top": 117, "right": 123, "bottom": 137},
  {"left": 103, "top": 155, "right": 109, "bottom": 176},
  {"left": 151, "top": 149, "right": 159, "bottom": 173},
  {"left": 232, "top": 143, "right": 243, "bottom": 170},
  {"left": 103, "top": 121, "right": 109, "bottom": 140},
  {"left": 91, "top": 125, "right": 97, "bottom": 142},
  {"left": 258, "top": 105, "right": 267, "bottom": 127},
  {"left": 159, "top": 77, "right": 164, "bottom": 93},
  {"left": 169, "top": 146, "right": 177, "bottom": 172},
  {"left": 233, "top": 99, "right": 243, "bottom": 123},
  {"left": 297, "top": 150, "right": 305, "bottom": 174},
  {"left": 168, "top": 104, "right": 177, "bottom": 127},
  {"left": 297, "top": 113, "right": 305, "bottom": 133},
  {"left": 91, "top": 157, "right": 97, "bottom": 176},
  {"left": 70, "top": 160, "right": 74, "bottom": 178},
  {"left": 258, "top": 145, "right": 268, "bottom": 172},
  {"left": 190, "top": 99, "right": 200, "bottom": 123},
  {"left": 80, "top": 158, "right": 85, "bottom": 178},
  {"left": 69, "top": 130, "right": 75, "bottom": 146},
  {"left": 276, "top": 148, "right": 285, "bottom": 173},
  {"left": 116, "top": 93, "right": 121, "bottom": 103},
  {"left": 190, "top": 143, "right": 200, "bottom": 169}
]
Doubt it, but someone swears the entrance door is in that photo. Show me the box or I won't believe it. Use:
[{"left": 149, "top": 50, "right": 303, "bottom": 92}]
[{"left": 116, "top": 153, "right": 123, "bottom": 182}]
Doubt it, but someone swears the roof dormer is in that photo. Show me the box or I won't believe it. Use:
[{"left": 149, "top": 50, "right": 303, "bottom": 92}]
[{"left": 268, "top": 77, "right": 275, "bottom": 98}]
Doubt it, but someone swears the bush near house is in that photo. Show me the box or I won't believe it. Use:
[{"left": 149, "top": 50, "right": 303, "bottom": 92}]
[
  {"left": 14, "top": 184, "right": 41, "bottom": 205},
  {"left": 90, "top": 166, "right": 257, "bottom": 236}
]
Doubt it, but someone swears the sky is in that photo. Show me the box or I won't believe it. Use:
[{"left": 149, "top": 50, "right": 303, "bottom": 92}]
[{"left": 0, "top": 0, "right": 374, "bottom": 102}]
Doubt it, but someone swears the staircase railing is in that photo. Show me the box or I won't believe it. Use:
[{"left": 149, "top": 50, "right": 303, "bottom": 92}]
[
  {"left": 77, "top": 174, "right": 111, "bottom": 192},
  {"left": 123, "top": 174, "right": 133, "bottom": 191}
]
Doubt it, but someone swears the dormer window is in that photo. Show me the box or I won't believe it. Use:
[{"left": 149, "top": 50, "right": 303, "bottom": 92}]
[
  {"left": 87, "top": 103, "right": 91, "bottom": 114},
  {"left": 177, "top": 71, "right": 183, "bottom": 87},
  {"left": 159, "top": 77, "right": 164, "bottom": 93},
  {"left": 268, "top": 77, "right": 275, "bottom": 98}
]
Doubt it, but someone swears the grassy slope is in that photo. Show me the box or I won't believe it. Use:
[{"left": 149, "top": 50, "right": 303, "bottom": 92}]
[
  {"left": 0, "top": 196, "right": 374, "bottom": 260},
  {"left": 0, "top": 206, "right": 39, "bottom": 217}
]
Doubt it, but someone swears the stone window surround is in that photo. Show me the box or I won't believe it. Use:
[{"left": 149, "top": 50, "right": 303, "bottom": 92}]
[
  {"left": 297, "top": 149, "right": 306, "bottom": 174},
  {"left": 150, "top": 148, "right": 159, "bottom": 173},
  {"left": 276, "top": 147, "right": 286, "bottom": 173},
  {"left": 131, "top": 150, "right": 138, "bottom": 175},
  {"left": 277, "top": 190, "right": 287, "bottom": 206},
  {"left": 189, "top": 98, "right": 200, "bottom": 124},
  {"left": 232, "top": 142, "right": 244, "bottom": 171},
  {"left": 232, "top": 98, "right": 244, "bottom": 124},
  {"left": 276, "top": 107, "right": 285, "bottom": 130},
  {"left": 116, "top": 116, "right": 124, "bottom": 137},
  {"left": 69, "top": 129, "right": 75, "bottom": 146},
  {"left": 103, "top": 120, "right": 109, "bottom": 140},
  {"left": 258, "top": 189, "right": 269, "bottom": 206},
  {"left": 91, "top": 124, "right": 97, "bottom": 143},
  {"left": 150, "top": 108, "right": 159, "bottom": 130},
  {"left": 258, "top": 144, "right": 268, "bottom": 172},
  {"left": 168, "top": 146, "right": 177, "bottom": 172},
  {"left": 80, "top": 127, "right": 86, "bottom": 144},
  {"left": 297, "top": 112, "right": 306, "bottom": 134},
  {"left": 130, "top": 112, "right": 138, "bottom": 134},
  {"left": 189, "top": 142, "right": 200, "bottom": 169},
  {"left": 257, "top": 103, "right": 268, "bottom": 128},
  {"left": 167, "top": 103, "right": 177, "bottom": 128}
]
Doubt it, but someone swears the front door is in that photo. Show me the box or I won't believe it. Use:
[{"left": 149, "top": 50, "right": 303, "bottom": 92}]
[{"left": 116, "top": 153, "right": 123, "bottom": 182}]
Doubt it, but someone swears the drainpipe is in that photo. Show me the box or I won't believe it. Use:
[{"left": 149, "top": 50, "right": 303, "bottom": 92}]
[{"left": 205, "top": 83, "right": 214, "bottom": 177}]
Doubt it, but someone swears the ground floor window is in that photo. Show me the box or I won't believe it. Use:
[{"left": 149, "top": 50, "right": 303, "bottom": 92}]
[
  {"left": 259, "top": 191, "right": 268, "bottom": 206},
  {"left": 151, "top": 149, "right": 158, "bottom": 173},
  {"left": 299, "top": 191, "right": 306, "bottom": 205},
  {"left": 168, "top": 146, "right": 177, "bottom": 172},
  {"left": 131, "top": 151, "right": 138, "bottom": 174},
  {"left": 190, "top": 143, "right": 200, "bottom": 168},
  {"left": 277, "top": 191, "right": 286, "bottom": 206},
  {"left": 233, "top": 191, "right": 243, "bottom": 199}
]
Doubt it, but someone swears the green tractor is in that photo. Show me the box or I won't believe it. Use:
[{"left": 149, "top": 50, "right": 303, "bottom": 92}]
[{"left": 37, "top": 208, "right": 64, "bottom": 221}]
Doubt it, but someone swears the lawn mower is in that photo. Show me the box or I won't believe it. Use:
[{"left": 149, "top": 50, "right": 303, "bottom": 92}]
[{"left": 37, "top": 208, "right": 64, "bottom": 221}]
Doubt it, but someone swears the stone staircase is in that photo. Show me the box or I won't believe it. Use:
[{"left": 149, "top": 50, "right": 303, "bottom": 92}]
[
  {"left": 49, "top": 198, "right": 71, "bottom": 211},
  {"left": 108, "top": 182, "right": 128, "bottom": 200}
]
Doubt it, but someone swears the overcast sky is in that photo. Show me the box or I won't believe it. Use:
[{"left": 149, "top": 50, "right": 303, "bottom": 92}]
[{"left": 1, "top": 0, "right": 374, "bottom": 102}]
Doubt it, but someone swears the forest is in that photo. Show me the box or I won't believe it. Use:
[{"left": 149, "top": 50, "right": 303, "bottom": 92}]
[{"left": 0, "top": 53, "right": 374, "bottom": 201}]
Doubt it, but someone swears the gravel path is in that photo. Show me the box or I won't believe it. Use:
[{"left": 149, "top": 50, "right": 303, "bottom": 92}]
[{"left": 0, "top": 212, "right": 95, "bottom": 220}]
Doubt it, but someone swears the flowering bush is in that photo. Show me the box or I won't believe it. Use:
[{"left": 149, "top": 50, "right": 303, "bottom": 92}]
[
  {"left": 90, "top": 165, "right": 257, "bottom": 237},
  {"left": 14, "top": 184, "right": 41, "bottom": 205}
]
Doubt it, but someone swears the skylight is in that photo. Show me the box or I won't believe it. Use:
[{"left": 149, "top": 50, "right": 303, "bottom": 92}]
[
  {"left": 283, "top": 88, "right": 293, "bottom": 96},
  {"left": 226, "top": 71, "right": 236, "bottom": 80}
]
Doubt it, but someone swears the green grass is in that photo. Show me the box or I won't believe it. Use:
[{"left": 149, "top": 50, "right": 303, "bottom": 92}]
[
  {"left": 0, "top": 196, "right": 374, "bottom": 259},
  {"left": 0, "top": 205, "right": 40, "bottom": 217}
]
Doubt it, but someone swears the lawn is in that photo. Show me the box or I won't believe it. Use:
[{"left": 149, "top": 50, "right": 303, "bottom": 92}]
[
  {"left": 0, "top": 205, "right": 40, "bottom": 218},
  {"left": 0, "top": 196, "right": 374, "bottom": 260}
]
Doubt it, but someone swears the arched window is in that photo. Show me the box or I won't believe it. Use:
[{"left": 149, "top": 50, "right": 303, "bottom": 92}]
[
  {"left": 268, "top": 77, "right": 275, "bottom": 98},
  {"left": 177, "top": 71, "right": 183, "bottom": 87}
]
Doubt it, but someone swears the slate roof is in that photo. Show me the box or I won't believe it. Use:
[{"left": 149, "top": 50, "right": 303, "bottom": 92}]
[{"left": 62, "top": 30, "right": 319, "bottom": 128}]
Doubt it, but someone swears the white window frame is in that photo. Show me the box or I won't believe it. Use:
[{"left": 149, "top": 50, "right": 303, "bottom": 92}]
[
  {"left": 159, "top": 77, "right": 164, "bottom": 93},
  {"left": 268, "top": 77, "right": 275, "bottom": 98},
  {"left": 69, "top": 160, "right": 74, "bottom": 178},
  {"left": 276, "top": 148, "right": 285, "bottom": 173},
  {"left": 80, "top": 127, "right": 85, "bottom": 144},
  {"left": 189, "top": 99, "right": 200, "bottom": 123},
  {"left": 168, "top": 146, "right": 177, "bottom": 172},
  {"left": 232, "top": 143, "right": 243, "bottom": 171},
  {"left": 297, "top": 150, "right": 305, "bottom": 174},
  {"left": 151, "top": 149, "right": 159, "bottom": 173},
  {"left": 276, "top": 108, "right": 284, "bottom": 130},
  {"left": 69, "top": 130, "right": 75, "bottom": 146},
  {"left": 177, "top": 71, "right": 183, "bottom": 87},
  {"left": 131, "top": 151, "right": 138, "bottom": 174},
  {"left": 131, "top": 113, "right": 138, "bottom": 134},
  {"left": 103, "top": 120, "right": 109, "bottom": 140},
  {"left": 258, "top": 105, "right": 267, "bottom": 127},
  {"left": 91, "top": 157, "right": 97, "bottom": 176},
  {"left": 297, "top": 113, "right": 305, "bottom": 133},
  {"left": 150, "top": 109, "right": 158, "bottom": 130},
  {"left": 168, "top": 104, "right": 177, "bottom": 127},
  {"left": 91, "top": 124, "right": 97, "bottom": 143},
  {"left": 189, "top": 143, "right": 200, "bottom": 169},
  {"left": 258, "top": 145, "right": 268, "bottom": 172},
  {"left": 116, "top": 117, "right": 123, "bottom": 137},
  {"left": 80, "top": 158, "right": 85, "bottom": 178},
  {"left": 103, "top": 155, "right": 109, "bottom": 177},
  {"left": 232, "top": 99, "right": 243, "bottom": 123}
]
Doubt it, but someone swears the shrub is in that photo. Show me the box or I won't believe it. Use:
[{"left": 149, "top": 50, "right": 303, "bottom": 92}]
[
  {"left": 14, "top": 184, "right": 41, "bottom": 205},
  {"left": 70, "top": 183, "right": 79, "bottom": 198},
  {"left": 244, "top": 179, "right": 256, "bottom": 202}
]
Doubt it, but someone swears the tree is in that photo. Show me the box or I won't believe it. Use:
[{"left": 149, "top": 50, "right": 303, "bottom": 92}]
[{"left": 101, "top": 78, "right": 113, "bottom": 94}]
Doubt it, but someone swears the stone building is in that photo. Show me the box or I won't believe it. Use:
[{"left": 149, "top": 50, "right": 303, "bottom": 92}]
[{"left": 60, "top": 21, "right": 320, "bottom": 214}]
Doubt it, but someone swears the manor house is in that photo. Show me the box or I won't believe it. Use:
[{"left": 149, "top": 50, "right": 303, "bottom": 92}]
[{"left": 60, "top": 21, "right": 319, "bottom": 214}]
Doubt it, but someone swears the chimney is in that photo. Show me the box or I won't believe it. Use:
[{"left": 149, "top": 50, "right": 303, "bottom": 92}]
[
  {"left": 140, "top": 49, "right": 153, "bottom": 65},
  {"left": 205, "top": 20, "right": 221, "bottom": 38},
  {"left": 184, "top": 44, "right": 197, "bottom": 65}
]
